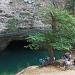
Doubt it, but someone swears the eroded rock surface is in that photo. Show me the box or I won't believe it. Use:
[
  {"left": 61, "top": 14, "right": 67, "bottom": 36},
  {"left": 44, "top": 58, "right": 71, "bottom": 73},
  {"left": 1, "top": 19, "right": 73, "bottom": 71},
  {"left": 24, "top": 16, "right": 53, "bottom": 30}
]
[
  {"left": 0, "top": 0, "right": 67, "bottom": 50},
  {"left": 0, "top": 0, "right": 67, "bottom": 32}
]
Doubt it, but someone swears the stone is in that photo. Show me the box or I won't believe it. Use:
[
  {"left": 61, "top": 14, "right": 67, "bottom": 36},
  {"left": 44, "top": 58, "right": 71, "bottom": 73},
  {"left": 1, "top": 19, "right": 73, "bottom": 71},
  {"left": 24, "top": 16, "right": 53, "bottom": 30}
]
[{"left": 0, "top": 0, "right": 67, "bottom": 51}]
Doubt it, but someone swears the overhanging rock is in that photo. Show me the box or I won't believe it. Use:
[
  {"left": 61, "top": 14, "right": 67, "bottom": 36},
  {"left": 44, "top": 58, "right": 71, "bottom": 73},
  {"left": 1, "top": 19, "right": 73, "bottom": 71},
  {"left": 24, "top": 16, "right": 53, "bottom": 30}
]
[{"left": 0, "top": 38, "right": 11, "bottom": 51}]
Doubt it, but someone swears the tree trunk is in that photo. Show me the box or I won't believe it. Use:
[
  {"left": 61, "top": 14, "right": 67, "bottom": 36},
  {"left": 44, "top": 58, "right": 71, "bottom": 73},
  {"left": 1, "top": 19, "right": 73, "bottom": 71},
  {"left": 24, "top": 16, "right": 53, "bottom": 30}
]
[
  {"left": 72, "top": 0, "right": 75, "bottom": 15},
  {"left": 47, "top": 12, "right": 57, "bottom": 63},
  {"left": 51, "top": 12, "right": 57, "bottom": 33},
  {"left": 47, "top": 45, "right": 55, "bottom": 64},
  {"left": 48, "top": 45, "right": 54, "bottom": 58}
]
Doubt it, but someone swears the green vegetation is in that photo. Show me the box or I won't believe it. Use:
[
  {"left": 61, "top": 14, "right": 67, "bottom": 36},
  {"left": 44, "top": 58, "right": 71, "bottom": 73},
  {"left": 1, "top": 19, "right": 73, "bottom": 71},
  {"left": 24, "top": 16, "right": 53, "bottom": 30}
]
[
  {"left": 7, "top": 18, "right": 17, "bottom": 32},
  {"left": 26, "top": 3, "right": 75, "bottom": 58},
  {"left": 66, "top": 0, "right": 75, "bottom": 15}
]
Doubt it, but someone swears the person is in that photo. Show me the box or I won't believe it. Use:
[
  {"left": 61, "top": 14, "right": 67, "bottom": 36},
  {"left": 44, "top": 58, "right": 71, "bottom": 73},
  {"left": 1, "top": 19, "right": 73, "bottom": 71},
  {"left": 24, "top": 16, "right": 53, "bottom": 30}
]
[
  {"left": 39, "top": 58, "right": 45, "bottom": 65},
  {"left": 48, "top": 56, "right": 56, "bottom": 65},
  {"left": 73, "top": 59, "right": 75, "bottom": 66},
  {"left": 63, "top": 51, "right": 71, "bottom": 61},
  {"left": 63, "top": 59, "right": 71, "bottom": 70},
  {"left": 63, "top": 51, "right": 72, "bottom": 70},
  {"left": 39, "top": 57, "right": 49, "bottom": 66}
]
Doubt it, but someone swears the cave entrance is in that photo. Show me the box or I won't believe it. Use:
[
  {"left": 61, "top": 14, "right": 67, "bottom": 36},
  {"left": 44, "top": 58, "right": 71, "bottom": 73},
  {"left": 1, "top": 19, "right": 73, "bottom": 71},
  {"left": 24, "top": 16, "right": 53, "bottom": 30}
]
[
  {"left": 0, "top": 40, "right": 48, "bottom": 74},
  {"left": 6, "top": 40, "right": 29, "bottom": 50}
]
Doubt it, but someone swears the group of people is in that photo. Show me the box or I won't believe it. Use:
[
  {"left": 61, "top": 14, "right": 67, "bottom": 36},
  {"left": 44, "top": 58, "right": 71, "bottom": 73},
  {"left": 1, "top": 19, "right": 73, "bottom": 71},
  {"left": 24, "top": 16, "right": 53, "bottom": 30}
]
[
  {"left": 39, "top": 56, "right": 55, "bottom": 66},
  {"left": 39, "top": 51, "right": 75, "bottom": 69},
  {"left": 63, "top": 51, "right": 75, "bottom": 69}
]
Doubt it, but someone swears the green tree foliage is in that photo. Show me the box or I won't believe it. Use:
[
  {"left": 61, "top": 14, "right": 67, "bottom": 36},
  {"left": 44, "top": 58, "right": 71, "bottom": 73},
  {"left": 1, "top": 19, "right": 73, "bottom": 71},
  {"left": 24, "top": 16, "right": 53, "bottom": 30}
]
[
  {"left": 26, "top": 4, "right": 75, "bottom": 57},
  {"left": 25, "top": 33, "right": 46, "bottom": 50},
  {"left": 66, "top": 0, "right": 75, "bottom": 15},
  {"left": 7, "top": 18, "right": 17, "bottom": 32}
]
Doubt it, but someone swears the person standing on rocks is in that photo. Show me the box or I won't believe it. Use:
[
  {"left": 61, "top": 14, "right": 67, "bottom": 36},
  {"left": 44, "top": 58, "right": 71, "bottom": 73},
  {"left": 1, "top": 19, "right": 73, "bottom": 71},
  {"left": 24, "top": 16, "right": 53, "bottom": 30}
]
[
  {"left": 63, "top": 51, "right": 71, "bottom": 61},
  {"left": 63, "top": 51, "right": 72, "bottom": 69}
]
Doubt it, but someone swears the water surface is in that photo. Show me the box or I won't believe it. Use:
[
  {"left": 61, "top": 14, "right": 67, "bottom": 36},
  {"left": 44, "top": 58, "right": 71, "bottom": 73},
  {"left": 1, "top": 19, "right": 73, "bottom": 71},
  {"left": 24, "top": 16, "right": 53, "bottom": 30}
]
[
  {"left": 0, "top": 40, "right": 48, "bottom": 74},
  {"left": 0, "top": 40, "right": 64, "bottom": 74}
]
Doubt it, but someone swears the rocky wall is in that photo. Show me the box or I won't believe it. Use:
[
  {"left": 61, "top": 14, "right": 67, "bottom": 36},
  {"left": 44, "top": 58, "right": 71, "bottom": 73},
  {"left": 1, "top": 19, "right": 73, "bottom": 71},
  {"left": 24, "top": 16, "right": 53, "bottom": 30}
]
[{"left": 0, "top": 0, "right": 67, "bottom": 51}]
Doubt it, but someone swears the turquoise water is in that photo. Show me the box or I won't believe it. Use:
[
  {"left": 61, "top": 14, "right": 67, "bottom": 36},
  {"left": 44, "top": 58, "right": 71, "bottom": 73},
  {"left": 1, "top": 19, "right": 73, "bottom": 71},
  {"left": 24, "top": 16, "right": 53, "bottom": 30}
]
[
  {"left": 0, "top": 40, "right": 48, "bottom": 74},
  {"left": 0, "top": 40, "right": 65, "bottom": 75}
]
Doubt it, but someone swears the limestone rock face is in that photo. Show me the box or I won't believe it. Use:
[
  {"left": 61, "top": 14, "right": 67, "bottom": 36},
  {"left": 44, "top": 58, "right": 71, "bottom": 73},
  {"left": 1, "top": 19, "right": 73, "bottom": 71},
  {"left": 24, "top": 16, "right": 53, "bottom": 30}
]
[
  {"left": 0, "top": 0, "right": 67, "bottom": 50},
  {"left": 0, "top": 0, "right": 67, "bottom": 33},
  {"left": 0, "top": 0, "right": 48, "bottom": 33}
]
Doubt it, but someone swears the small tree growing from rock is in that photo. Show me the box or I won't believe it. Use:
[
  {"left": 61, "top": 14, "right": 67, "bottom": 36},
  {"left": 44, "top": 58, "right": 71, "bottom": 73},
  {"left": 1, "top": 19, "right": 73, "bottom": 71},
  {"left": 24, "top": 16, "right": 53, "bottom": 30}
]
[{"left": 26, "top": 3, "right": 75, "bottom": 61}]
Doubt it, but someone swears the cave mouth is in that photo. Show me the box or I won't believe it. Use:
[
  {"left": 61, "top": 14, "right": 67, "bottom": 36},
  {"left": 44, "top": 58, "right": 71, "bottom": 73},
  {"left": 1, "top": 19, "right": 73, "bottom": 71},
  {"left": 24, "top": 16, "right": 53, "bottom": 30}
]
[
  {"left": 6, "top": 40, "right": 30, "bottom": 51},
  {"left": 0, "top": 40, "right": 65, "bottom": 74},
  {"left": 0, "top": 40, "right": 48, "bottom": 74}
]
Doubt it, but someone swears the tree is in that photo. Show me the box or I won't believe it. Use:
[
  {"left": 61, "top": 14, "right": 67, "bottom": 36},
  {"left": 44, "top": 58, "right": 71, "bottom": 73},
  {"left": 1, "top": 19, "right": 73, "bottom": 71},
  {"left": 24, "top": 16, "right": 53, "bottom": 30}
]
[
  {"left": 66, "top": 0, "right": 75, "bottom": 15},
  {"left": 26, "top": 3, "right": 75, "bottom": 60}
]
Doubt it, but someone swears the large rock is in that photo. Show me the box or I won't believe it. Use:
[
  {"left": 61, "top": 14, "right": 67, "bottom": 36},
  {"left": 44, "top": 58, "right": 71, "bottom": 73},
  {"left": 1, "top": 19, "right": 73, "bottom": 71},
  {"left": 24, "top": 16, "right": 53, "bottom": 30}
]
[
  {"left": 0, "top": 0, "right": 67, "bottom": 32},
  {"left": 0, "top": 0, "right": 67, "bottom": 51}
]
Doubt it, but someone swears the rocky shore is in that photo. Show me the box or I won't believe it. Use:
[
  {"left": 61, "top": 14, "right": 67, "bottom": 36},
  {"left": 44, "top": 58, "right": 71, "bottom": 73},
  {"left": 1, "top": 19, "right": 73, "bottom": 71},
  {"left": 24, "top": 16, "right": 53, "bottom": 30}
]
[{"left": 16, "top": 65, "right": 75, "bottom": 75}]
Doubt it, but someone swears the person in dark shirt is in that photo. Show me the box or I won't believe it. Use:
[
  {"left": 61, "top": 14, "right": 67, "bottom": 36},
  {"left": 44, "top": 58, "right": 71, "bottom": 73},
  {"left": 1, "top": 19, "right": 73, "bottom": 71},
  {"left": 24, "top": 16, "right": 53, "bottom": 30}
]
[
  {"left": 63, "top": 51, "right": 71, "bottom": 61},
  {"left": 63, "top": 51, "right": 72, "bottom": 69},
  {"left": 73, "top": 59, "right": 75, "bottom": 66}
]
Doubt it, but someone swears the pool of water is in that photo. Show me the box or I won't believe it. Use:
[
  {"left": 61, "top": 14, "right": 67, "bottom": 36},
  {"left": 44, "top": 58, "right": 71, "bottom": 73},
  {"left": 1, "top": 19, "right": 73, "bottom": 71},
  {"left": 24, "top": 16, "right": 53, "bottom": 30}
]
[
  {"left": 0, "top": 40, "right": 49, "bottom": 74},
  {"left": 0, "top": 40, "right": 65, "bottom": 74}
]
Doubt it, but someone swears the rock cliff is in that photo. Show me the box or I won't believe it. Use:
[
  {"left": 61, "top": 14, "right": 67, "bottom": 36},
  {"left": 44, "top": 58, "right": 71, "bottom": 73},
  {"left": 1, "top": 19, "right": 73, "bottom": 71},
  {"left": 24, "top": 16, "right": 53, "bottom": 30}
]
[{"left": 0, "top": 0, "right": 67, "bottom": 50}]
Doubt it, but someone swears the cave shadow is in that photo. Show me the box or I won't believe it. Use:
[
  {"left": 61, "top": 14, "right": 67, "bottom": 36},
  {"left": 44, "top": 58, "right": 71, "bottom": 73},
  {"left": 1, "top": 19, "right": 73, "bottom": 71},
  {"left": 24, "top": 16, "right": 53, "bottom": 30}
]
[{"left": 0, "top": 40, "right": 32, "bottom": 74}]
